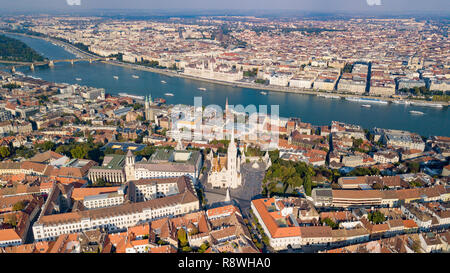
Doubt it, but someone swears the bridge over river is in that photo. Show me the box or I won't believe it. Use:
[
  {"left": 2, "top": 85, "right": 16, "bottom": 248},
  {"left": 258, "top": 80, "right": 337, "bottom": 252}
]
[{"left": 0, "top": 57, "right": 113, "bottom": 72}]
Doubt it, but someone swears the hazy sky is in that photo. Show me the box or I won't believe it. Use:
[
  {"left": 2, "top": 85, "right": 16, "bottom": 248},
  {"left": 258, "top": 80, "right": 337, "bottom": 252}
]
[{"left": 1, "top": 0, "right": 450, "bottom": 14}]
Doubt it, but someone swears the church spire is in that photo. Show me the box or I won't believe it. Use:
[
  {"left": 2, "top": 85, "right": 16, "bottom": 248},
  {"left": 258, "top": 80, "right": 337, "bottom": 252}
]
[
  {"left": 225, "top": 97, "right": 229, "bottom": 116},
  {"left": 230, "top": 124, "right": 235, "bottom": 144},
  {"left": 224, "top": 187, "right": 231, "bottom": 203}
]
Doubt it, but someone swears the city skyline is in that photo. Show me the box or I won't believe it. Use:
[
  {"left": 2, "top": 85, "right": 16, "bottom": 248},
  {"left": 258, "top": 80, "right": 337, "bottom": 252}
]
[
  {"left": 1, "top": 0, "right": 450, "bottom": 14},
  {"left": 0, "top": 1, "right": 448, "bottom": 258}
]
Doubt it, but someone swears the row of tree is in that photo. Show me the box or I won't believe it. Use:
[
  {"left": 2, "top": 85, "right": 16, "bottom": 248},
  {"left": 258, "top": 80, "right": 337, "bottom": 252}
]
[{"left": 0, "top": 34, "right": 45, "bottom": 62}]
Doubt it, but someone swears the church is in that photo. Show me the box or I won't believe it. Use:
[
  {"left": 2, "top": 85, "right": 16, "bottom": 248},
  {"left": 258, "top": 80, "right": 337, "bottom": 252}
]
[{"left": 207, "top": 131, "right": 243, "bottom": 189}]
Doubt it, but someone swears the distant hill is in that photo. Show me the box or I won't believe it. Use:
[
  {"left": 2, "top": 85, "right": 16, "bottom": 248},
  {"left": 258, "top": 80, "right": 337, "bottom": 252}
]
[{"left": 0, "top": 34, "right": 45, "bottom": 62}]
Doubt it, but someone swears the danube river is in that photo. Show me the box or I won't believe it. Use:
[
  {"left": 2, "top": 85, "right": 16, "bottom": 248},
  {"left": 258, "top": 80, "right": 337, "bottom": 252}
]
[{"left": 3, "top": 33, "right": 449, "bottom": 137}]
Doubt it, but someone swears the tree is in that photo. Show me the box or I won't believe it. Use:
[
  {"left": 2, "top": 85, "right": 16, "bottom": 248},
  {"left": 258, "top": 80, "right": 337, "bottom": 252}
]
[
  {"left": 0, "top": 146, "right": 11, "bottom": 159},
  {"left": 0, "top": 34, "right": 45, "bottom": 62},
  {"left": 157, "top": 239, "right": 166, "bottom": 245},
  {"left": 407, "top": 162, "right": 421, "bottom": 173},
  {"left": 304, "top": 174, "right": 312, "bottom": 196},
  {"left": 14, "top": 146, "right": 36, "bottom": 159},
  {"left": 136, "top": 146, "right": 156, "bottom": 157},
  {"left": 189, "top": 227, "right": 199, "bottom": 236},
  {"left": 352, "top": 138, "right": 363, "bottom": 148},
  {"left": 4, "top": 214, "right": 17, "bottom": 227},
  {"left": 198, "top": 242, "right": 210, "bottom": 253},
  {"left": 177, "top": 228, "right": 188, "bottom": 248},
  {"left": 268, "top": 150, "right": 279, "bottom": 163},
  {"left": 368, "top": 211, "right": 385, "bottom": 224},
  {"left": 93, "top": 178, "right": 107, "bottom": 187},
  {"left": 133, "top": 103, "right": 143, "bottom": 110},
  {"left": 182, "top": 246, "right": 192, "bottom": 252},
  {"left": 71, "top": 145, "right": 88, "bottom": 159},
  {"left": 36, "top": 141, "right": 55, "bottom": 152},
  {"left": 12, "top": 201, "right": 26, "bottom": 211},
  {"left": 322, "top": 217, "right": 338, "bottom": 229}
]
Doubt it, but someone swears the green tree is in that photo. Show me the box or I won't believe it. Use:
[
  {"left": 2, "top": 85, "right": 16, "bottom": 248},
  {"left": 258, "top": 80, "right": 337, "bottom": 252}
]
[
  {"left": 177, "top": 228, "right": 188, "bottom": 248},
  {"left": 0, "top": 34, "right": 45, "bottom": 62},
  {"left": 304, "top": 174, "right": 312, "bottom": 196},
  {"left": 198, "top": 242, "right": 210, "bottom": 253},
  {"left": 12, "top": 201, "right": 26, "bottom": 211},
  {"left": 71, "top": 145, "right": 88, "bottom": 159},
  {"left": 182, "top": 246, "right": 192, "bottom": 252},
  {"left": 4, "top": 214, "right": 17, "bottom": 227},
  {"left": 0, "top": 146, "right": 11, "bottom": 159},
  {"left": 93, "top": 178, "right": 107, "bottom": 187},
  {"left": 352, "top": 138, "right": 363, "bottom": 148},
  {"left": 322, "top": 217, "right": 338, "bottom": 229},
  {"left": 189, "top": 227, "right": 199, "bottom": 236},
  {"left": 36, "top": 141, "right": 55, "bottom": 152},
  {"left": 407, "top": 162, "right": 421, "bottom": 173},
  {"left": 136, "top": 146, "right": 156, "bottom": 157},
  {"left": 14, "top": 146, "right": 36, "bottom": 159},
  {"left": 133, "top": 103, "right": 143, "bottom": 110},
  {"left": 368, "top": 211, "right": 385, "bottom": 224}
]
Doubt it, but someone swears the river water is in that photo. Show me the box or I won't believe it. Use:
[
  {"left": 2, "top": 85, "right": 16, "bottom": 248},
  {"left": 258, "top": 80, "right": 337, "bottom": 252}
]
[{"left": 3, "top": 33, "right": 449, "bottom": 137}]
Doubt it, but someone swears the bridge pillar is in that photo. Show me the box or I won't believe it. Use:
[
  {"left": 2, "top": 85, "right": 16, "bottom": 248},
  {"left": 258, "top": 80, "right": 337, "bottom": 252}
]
[
  {"left": 48, "top": 60, "right": 54, "bottom": 68},
  {"left": 30, "top": 64, "right": 35, "bottom": 70}
]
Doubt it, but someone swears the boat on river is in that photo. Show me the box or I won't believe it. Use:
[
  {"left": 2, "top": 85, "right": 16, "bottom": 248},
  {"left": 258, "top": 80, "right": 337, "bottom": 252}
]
[
  {"left": 118, "top": 92, "right": 144, "bottom": 100},
  {"left": 346, "top": 97, "right": 388, "bottom": 104},
  {"left": 410, "top": 110, "right": 425, "bottom": 115}
]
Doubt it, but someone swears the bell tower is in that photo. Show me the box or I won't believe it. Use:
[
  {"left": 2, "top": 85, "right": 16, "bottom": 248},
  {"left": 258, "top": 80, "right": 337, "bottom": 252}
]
[{"left": 125, "top": 150, "right": 136, "bottom": 182}]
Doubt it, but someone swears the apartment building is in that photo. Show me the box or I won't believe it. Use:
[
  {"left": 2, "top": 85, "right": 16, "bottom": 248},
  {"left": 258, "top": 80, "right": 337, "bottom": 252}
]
[
  {"left": 33, "top": 190, "right": 199, "bottom": 242},
  {"left": 126, "top": 149, "right": 202, "bottom": 183},
  {"left": 88, "top": 154, "right": 126, "bottom": 184}
]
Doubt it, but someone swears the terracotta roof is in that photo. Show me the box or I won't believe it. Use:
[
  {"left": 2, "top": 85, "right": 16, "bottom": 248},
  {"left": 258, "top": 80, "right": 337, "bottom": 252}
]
[
  {"left": 299, "top": 226, "right": 332, "bottom": 238},
  {"left": 207, "top": 205, "right": 239, "bottom": 218},
  {"left": 128, "top": 223, "right": 150, "bottom": 237},
  {"left": 387, "top": 219, "right": 404, "bottom": 229},
  {"left": 402, "top": 219, "right": 418, "bottom": 229},
  {"left": 251, "top": 198, "right": 301, "bottom": 238},
  {"left": 370, "top": 223, "right": 389, "bottom": 234},
  {"left": 149, "top": 245, "right": 177, "bottom": 253},
  {"left": 0, "top": 229, "right": 21, "bottom": 242},
  {"left": 71, "top": 187, "right": 120, "bottom": 201},
  {"left": 332, "top": 190, "right": 382, "bottom": 199},
  {"left": 29, "top": 151, "right": 65, "bottom": 163},
  {"left": 20, "top": 161, "right": 49, "bottom": 174},
  {"left": 37, "top": 190, "right": 198, "bottom": 226}
]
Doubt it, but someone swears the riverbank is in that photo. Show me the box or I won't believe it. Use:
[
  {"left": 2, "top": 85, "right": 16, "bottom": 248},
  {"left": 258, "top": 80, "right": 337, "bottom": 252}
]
[
  {"left": 0, "top": 31, "right": 95, "bottom": 59},
  {"left": 2, "top": 30, "right": 448, "bottom": 107},
  {"left": 103, "top": 60, "right": 449, "bottom": 106}
]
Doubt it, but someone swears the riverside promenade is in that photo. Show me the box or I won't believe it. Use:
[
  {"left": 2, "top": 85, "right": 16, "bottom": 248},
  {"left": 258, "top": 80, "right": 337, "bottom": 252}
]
[{"left": 3, "top": 31, "right": 448, "bottom": 107}]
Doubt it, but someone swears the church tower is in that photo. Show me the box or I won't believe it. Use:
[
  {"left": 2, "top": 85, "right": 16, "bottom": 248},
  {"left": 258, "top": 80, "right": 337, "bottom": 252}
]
[
  {"left": 145, "top": 94, "right": 154, "bottom": 121},
  {"left": 224, "top": 187, "right": 231, "bottom": 203},
  {"left": 264, "top": 150, "right": 272, "bottom": 169},
  {"left": 225, "top": 97, "right": 229, "bottom": 116},
  {"left": 227, "top": 129, "right": 239, "bottom": 188},
  {"left": 125, "top": 150, "right": 136, "bottom": 182}
]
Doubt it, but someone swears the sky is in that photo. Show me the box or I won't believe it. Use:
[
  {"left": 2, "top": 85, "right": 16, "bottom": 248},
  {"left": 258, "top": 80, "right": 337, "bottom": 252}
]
[{"left": 1, "top": 0, "right": 449, "bottom": 14}]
